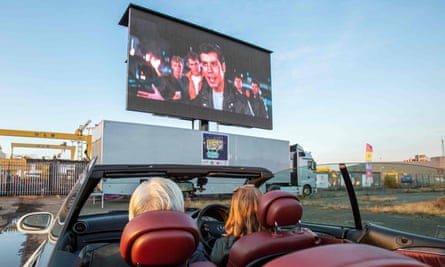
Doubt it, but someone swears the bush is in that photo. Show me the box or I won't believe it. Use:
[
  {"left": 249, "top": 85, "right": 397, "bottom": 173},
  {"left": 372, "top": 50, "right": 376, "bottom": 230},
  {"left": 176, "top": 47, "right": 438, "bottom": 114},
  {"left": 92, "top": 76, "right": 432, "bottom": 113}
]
[
  {"left": 384, "top": 175, "right": 400, "bottom": 189},
  {"left": 432, "top": 197, "right": 445, "bottom": 210}
]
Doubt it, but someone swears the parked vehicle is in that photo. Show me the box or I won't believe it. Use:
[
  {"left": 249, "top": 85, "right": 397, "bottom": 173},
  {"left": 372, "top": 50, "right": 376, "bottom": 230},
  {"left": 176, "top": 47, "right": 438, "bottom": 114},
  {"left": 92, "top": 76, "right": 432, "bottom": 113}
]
[
  {"left": 17, "top": 160, "right": 445, "bottom": 267},
  {"left": 262, "top": 143, "right": 317, "bottom": 196}
]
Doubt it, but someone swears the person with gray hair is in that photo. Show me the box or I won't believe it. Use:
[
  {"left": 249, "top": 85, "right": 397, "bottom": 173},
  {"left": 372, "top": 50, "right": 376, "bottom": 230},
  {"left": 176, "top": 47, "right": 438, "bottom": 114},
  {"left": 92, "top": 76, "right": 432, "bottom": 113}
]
[
  {"left": 128, "top": 177, "right": 209, "bottom": 263},
  {"left": 80, "top": 178, "right": 208, "bottom": 266},
  {"left": 129, "top": 177, "right": 184, "bottom": 220}
]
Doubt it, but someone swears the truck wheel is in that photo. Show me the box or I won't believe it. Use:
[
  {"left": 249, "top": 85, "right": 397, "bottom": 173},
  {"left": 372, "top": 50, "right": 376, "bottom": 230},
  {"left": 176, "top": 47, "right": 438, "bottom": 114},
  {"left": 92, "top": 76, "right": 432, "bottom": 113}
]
[
  {"left": 302, "top": 185, "right": 312, "bottom": 196},
  {"left": 269, "top": 185, "right": 281, "bottom": 191}
]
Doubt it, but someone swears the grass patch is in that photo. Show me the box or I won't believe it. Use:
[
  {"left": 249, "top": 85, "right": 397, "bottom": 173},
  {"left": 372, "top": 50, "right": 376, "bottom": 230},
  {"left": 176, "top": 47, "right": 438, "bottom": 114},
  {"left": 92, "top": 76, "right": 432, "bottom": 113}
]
[
  {"left": 191, "top": 194, "right": 445, "bottom": 217},
  {"left": 318, "top": 203, "right": 350, "bottom": 210},
  {"left": 303, "top": 196, "right": 445, "bottom": 217},
  {"left": 358, "top": 196, "right": 397, "bottom": 203},
  {"left": 365, "top": 197, "right": 445, "bottom": 216}
]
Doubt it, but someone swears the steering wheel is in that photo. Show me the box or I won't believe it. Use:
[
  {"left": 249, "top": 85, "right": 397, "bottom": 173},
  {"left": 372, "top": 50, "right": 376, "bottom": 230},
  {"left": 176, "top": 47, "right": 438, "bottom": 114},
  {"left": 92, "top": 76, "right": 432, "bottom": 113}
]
[{"left": 196, "top": 203, "right": 229, "bottom": 252}]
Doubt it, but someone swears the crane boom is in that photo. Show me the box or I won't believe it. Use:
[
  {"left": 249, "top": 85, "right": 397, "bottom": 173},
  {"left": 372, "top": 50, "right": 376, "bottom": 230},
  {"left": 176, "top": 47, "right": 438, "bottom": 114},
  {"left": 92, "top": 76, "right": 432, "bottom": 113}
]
[
  {"left": 0, "top": 129, "right": 92, "bottom": 160},
  {"left": 11, "top": 142, "right": 76, "bottom": 160}
]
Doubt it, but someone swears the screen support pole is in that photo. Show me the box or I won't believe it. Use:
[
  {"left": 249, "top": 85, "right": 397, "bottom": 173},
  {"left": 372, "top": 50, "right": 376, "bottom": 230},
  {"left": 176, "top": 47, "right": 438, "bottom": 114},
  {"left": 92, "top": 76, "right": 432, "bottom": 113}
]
[{"left": 200, "top": 120, "right": 209, "bottom": 131}]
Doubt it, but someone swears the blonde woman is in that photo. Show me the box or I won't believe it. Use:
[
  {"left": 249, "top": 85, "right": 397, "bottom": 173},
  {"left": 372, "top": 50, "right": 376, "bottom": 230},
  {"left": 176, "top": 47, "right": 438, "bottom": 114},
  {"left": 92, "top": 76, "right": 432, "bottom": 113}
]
[{"left": 210, "top": 184, "right": 264, "bottom": 266}]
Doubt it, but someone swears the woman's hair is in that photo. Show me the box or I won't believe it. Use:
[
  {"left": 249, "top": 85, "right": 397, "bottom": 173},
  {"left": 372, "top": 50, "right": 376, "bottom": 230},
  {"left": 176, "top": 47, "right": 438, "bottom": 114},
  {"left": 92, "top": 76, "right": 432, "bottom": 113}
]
[
  {"left": 223, "top": 185, "right": 264, "bottom": 238},
  {"left": 128, "top": 177, "right": 184, "bottom": 220}
]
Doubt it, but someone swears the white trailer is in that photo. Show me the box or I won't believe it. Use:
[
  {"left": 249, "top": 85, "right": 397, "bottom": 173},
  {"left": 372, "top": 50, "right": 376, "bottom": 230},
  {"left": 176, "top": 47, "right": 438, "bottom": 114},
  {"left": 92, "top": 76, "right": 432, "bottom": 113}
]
[{"left": 91, "top": 120, "right": 290, "bottom": 195}]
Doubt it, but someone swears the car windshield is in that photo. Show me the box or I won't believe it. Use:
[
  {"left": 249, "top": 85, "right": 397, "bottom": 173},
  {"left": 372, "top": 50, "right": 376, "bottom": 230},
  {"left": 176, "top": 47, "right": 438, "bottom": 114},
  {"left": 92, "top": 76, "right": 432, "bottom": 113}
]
[{"left": 79, "top": 175, "right": 250, "bottom": 217}]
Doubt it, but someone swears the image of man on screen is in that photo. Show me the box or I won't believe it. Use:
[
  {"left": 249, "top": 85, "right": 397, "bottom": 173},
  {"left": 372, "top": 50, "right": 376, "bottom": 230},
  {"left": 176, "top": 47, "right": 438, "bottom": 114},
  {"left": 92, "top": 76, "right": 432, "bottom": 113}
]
[
  {"left": 156, "top": 55, "right": 189, "bottom": 102},
  {"left": 250, "top": 79, "right": 268, "bottom": 118},
  {"left": 194, "top": 43, "right": 237, "bottom": 112},
  {"left": 232, "top": 71, "right": 253, "bottom": 115},
  {"left": 185, "top": 51, "right": 203, "bottom": 101},
  {"left": 130, "top": 42, "right": 165, "bottom": 100}
]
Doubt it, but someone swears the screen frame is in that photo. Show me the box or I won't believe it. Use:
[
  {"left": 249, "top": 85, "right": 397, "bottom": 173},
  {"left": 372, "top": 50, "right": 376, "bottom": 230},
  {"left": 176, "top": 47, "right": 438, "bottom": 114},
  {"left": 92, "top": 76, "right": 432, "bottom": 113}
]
[{"left": 119, "top": 4, "right": 273, "bottom": 130}]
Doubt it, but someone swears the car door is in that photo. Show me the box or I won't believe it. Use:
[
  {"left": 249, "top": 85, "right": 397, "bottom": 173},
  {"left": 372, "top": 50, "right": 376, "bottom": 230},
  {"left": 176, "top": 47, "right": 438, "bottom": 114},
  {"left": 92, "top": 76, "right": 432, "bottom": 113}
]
[{"left": 299, "top": 163, "right": 445, "bottom": 267}]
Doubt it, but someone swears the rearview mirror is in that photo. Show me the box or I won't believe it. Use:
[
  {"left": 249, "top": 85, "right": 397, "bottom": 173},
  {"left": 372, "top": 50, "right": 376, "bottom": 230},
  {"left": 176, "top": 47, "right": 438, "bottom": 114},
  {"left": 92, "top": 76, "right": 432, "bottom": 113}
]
[{"left": 177, "top": 181, "right": 194, "bottom": 193}]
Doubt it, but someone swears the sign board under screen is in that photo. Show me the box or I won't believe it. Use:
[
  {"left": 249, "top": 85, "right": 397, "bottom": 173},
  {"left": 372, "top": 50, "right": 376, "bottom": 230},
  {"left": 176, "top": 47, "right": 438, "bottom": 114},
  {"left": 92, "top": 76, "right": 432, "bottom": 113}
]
[
  {"left": 119, "top": 4, "right": 273, "bottom": 129},
  {"left": 202, "top": 132, "right": 228, "bottom": 165}
]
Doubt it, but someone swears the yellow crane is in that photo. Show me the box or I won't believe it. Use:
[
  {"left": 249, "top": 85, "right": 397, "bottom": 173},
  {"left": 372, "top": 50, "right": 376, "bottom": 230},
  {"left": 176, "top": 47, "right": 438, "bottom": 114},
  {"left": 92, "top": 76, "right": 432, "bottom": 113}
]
[{"left": 0, "top": 127, "right": 92, "bottom": 160}]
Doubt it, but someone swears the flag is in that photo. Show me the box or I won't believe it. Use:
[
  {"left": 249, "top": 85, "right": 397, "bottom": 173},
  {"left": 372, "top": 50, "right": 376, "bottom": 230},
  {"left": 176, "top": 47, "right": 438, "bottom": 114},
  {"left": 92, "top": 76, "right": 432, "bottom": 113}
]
[
  {"left": 365, "top": 143, "right": 373, "bottom": 161},
  {"left": 366, "top": 143, "right": 373, "bottom": 152}
]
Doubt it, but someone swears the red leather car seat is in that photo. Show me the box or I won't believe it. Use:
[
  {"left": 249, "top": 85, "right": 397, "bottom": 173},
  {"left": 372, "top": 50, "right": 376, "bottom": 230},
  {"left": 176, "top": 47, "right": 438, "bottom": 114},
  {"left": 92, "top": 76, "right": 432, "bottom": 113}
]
[
  {"left": 263, "top": 243, "right": 430, "bottom": 267},
  {"left": 227, "top": 190, "right": 320, "bottom": 267},
  {"left": 120, "top": 210, "right": 214, "bottom": 267}
]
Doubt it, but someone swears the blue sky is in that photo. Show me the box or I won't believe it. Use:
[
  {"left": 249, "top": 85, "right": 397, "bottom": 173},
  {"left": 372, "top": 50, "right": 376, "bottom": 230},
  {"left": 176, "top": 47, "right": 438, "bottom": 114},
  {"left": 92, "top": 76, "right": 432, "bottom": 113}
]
[{"left": 0, "top": 0, "right": 444, "bottom": 163}]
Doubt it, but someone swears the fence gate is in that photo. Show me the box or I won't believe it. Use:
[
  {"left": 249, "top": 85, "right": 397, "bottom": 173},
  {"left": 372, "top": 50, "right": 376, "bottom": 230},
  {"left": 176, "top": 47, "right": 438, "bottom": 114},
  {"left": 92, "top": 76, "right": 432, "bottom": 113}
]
[{"left": 0, "top": 158, "right": 89, "bottom": 196}]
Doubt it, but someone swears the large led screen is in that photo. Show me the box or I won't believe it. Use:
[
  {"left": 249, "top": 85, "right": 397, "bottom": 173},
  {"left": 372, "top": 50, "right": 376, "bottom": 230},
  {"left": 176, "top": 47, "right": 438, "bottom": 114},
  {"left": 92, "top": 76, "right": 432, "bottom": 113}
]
[{"left": 119, "top": 5, "right": 273, "bottom": 129}]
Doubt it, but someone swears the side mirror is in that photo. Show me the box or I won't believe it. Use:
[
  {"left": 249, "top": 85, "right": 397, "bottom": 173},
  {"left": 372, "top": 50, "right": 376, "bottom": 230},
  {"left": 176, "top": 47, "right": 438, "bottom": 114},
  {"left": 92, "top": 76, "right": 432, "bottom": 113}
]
[
  {"left": 16, "top": 212, "right": 54, "bottom": 234},
  {"left": 312, "top": 161, "right": 317, "bottom": 170}
]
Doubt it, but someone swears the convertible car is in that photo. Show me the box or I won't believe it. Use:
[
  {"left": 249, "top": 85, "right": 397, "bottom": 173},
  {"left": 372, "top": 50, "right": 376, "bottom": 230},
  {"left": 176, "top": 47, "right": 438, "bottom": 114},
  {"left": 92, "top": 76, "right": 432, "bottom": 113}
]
[{"left": 17, "top": 160, "right": 445, "bottom": 267}]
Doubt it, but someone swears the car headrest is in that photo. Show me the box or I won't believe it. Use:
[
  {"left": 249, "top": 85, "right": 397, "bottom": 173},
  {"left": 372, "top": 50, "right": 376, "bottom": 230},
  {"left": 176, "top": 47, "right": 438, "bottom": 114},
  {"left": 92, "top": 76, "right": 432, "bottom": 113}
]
[
  {"left": 120, "top": 210, "right": 200, "bottom": 267},
  {"left": 257, "top": 190, "right": 302, "bottom": 228}
]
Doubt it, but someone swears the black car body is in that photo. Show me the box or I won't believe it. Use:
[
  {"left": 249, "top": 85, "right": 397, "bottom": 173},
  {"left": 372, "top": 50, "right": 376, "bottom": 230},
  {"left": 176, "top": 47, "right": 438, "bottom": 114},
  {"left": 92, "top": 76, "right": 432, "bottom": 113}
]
[{"left": 17, "top": 161, "right": 445, "bottom": 267}]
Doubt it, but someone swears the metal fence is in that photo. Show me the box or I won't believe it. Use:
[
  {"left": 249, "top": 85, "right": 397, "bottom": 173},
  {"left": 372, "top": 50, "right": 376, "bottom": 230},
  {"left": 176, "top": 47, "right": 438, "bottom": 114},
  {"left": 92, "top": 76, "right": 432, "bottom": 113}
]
[
  {"left": 0, "top": 159, "right": 89, "bottom": 196},
  {"left": 413, "top": 174, "right": 445, "bottom": 187},
  {"left": 322, "top": 172, "right": 445, "bottom": 190}
]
